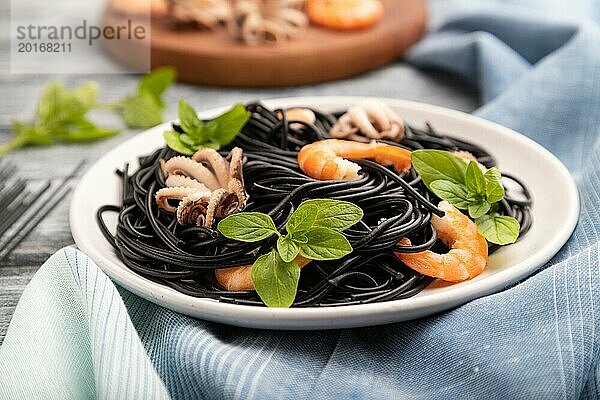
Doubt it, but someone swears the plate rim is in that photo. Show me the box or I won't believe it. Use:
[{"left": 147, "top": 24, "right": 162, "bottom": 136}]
[{"left": 70, "top": 96, "right": 580, "bottom": 329}]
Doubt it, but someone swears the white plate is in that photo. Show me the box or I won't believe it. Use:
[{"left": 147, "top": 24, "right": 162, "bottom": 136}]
[{"left": 70, "top": 97, "right": 579, "bottom": 330}]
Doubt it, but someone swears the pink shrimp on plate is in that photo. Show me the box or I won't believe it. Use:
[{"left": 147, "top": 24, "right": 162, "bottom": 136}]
[
  {"left": 395, "top": 201, "right": 489, "bottom": 282},
  {"left": 297, "top": 139, "right": 412, "bottom": 180}
]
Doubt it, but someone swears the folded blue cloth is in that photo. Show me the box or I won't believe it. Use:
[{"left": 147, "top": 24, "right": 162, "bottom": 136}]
[{"left": 1, "top": 1, "right": 599, "bottom": 399}]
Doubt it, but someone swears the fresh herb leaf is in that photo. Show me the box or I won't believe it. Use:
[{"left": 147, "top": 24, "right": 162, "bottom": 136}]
[
  {"left": 411, "top": 149, "right": 467, "bottom": 186},
  {"left": 178, "top": 99, "right": 204, "bottom": 139},
  {"left": 163, "top": 130, "right": 194, "bottom": 155},
  {"left": 164, "top": 101, "right": 249, "bottom": 154},
  {"left": 120, "top": 93, "right": 164, "bottom": 129},
  {"left": 286, "top": 203, "right": 318, "bottom": 233},
  {"left": 294, "top": 199, "right": 363, "bottom": 232},
  {"left": 277, "top": 236, "right": 299, "bottom": 263},
  {"left": 217, "top": 212, "right": 279, "bottom": 242},
  {"left": 138, "top": 66, "right": 176, "bottom": 107},
  {"left": 468, "top": 202, "right": 491, "bottom": 219},
  {"left": 429, "top": 180, "right": 473, "bottom": 209},
  {"left": 298, "top": 227, "right": 353, "bottom": 261},
  {"left": 484, "top": 167, "right": 505, "bottom": 203},
  {"left": 466, "top": 161, "right": 486, "bottom": 196},
  {"left": 71, "top": 81, "right": 99, "bottom": 111},
  {"left": 475, "top": 214, "right": 520, "bottom": 245},
  {"left": 208, "top": 103, "right": 251, "bottom": 146},
  {"left": 10, "top": 121, "right": 53, "bottom": 146},
  {"left": 37, "top": 81, "right": 97, "bottom": 127},
  {"left": 1, "top": 81, "right": 119, "bottom": 156},
  {"left": 251, "top": 249, "right": 300, "bottom": 308},
  {"left": 1, "top": 70, "right": 176, "bottom": 156},
  {"left": 290, "top": 232, "right": 309, "bottom": 244},
  {"left": 116, "top": 67, "right": 176, "bottom": 128},
  {"left": 52, "top": 119, "right": 118, "bottom": 142}
]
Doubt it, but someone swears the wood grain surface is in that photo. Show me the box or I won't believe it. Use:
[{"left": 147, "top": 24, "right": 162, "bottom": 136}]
[
  {"left": 104, "top": 0, "right": 427, "bottom": 86},
  {"left": 0, "top": 0, "right": 477, "bottom": 343}
]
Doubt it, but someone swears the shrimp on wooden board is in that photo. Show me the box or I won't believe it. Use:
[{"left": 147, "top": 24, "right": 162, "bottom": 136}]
[
  {"left": 306, "top": 0, "right": 384, "bottom": 31},
  {"left": 395, "top": 201, "right": 488, "bottom": 282},
  {"left": 297, "top": 139, "right": 411, "bottom": 180},
  {"left": 216, "top": 255, "right": 311, "bottom": 291}
]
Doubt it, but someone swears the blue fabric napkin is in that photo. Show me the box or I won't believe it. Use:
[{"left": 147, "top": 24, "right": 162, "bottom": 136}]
[{"left": 1, "top": 1, "right": 599, "bottom": 399}]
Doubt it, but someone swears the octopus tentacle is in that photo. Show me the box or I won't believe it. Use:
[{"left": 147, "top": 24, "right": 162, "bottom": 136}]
[
  {"left": 226, "top": 147, "right": 245, "bottom": 186},
  {"left": 192, "top": 148, "right": 231, "bottom": 188},
  {"left": 177, "top": 190, "right": 212, "bottom": 226},
  {"left": 330, "top": 99, "right": 406, "bottom": 142},
  {"left": 204, "top": 188, "right": 228, "bottom": 227},
  {"left": 155, "top": 186, "right": 202, "bottom": 212},
  {"left": 231, "top": 0, "right": 308, "bottom": 45},
  {"left": 165, "top": 174, "right": 210, "bottom": 190},
  {"left": 162, "top": 156, "right": 221, "bottom": 190},
  {"left": 347, "top": 106, "right": 383, "bottom": 139}
]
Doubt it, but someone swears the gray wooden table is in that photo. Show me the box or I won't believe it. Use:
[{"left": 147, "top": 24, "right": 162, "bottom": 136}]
[{"left": 0, "top": 0, "right": 478, "bottom": 342}]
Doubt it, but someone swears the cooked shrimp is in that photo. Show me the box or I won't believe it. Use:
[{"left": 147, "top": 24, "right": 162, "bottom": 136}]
[
  {"left": 297, "top": 139, "right": 411, "bottom": 180},
  {"left": 216, "top": 255, "right": 311, "bottom": 291},
  {"left": 306, "top": 0, "right": 384, "bottom": 31},
  {"left": 395, "top": 201, "right": 488, "bottom": 282}
]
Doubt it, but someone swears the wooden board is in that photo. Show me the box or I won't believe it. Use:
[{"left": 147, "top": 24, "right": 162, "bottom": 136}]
[{"left": 103, "top": 0, "right": 427, "bottom": 87}]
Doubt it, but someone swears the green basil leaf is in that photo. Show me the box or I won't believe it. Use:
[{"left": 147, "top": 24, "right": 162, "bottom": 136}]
[
  {"left": 178, "top": 99, "right": 205, "bottom": 140},
  {"left": 71, "top": 81, "right": 98, "bottom": 110},
  {"left": 475, "top": 214, "right": 520, "bottom": 245},
  {"left": 429, "top": 180, "right": 474, "bottom": 209},
  {"left": 121, "top": 93, "right": 163, "bottom": 128},
  {"left": 468, "top": 201, "right": 491, "bottom": 219},
  {"left": 466, "top": 161, "right": 486, "bottom": 196},
  {"left": 138, "top": 67, "right": 176, "bottom": 106},
  {"left": 209, "top": 103, "right": 250, "bottom": 145},
  {"left": 53, "top": 119, "right": 119, "bottom": 142},
  {"left": 163, "top": 130, "right": 194, "bottom": 155},
  {"left": 11, "top": 121, "right": 53, "bottom": 145},
  {"left": 37, "top": 82, "right": 92, "bottom": 127},
  {"left": 286, "top": 203, "right": 318, "bottom": 233},
  {"left": 204, "top": 140, "right": 221, "bottom": 150},
  {"left": 484, "top": 167, "right": 505, "bottom": 203},
  {"left": 411, "top": 149, "right": 468, "bottom": 186},
  {"left": 180, "top": 134, "right": 197, "bottom": 147},
  {"left": 36, "top": 82, "right": 67, "bottom": 126},
  {"left": 290, "top": 232, "right": 309, "bottom": 244},
  {"left": 296, "top": 199, "right": 363, "bottom": 232},
  {"left": 217, "top": 212, "right": 278, "bottom": 242},
  {"left": 299, "top": 227, "right": 353, "bottom": 261},
  {"left": 251, "top": 249, "right": 300, "bottom": 308},
  {"left": 277, "top": 236, "right": 299, "bottom": 263}
]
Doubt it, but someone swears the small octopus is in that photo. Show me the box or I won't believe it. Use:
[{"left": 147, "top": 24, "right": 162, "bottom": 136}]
[
  {"left": 230, "top": 0, "right": 308, "bottom": 45},
  {"left": 167, "top": 0, "right": 232, "bottom": 29},
  {"left": 329, "top": 99, "right": 405, "bottom": 142},
  {"left": 155, "top": 147, "right": 246, "bottom": 227}
]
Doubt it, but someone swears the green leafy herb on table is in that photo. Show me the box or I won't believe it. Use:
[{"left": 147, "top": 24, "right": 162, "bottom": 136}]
[
  {"left": 1, "top": 67, "right": 176, "bottom": 156},
  {"left": 110, "top": 67, "right": 176, "bottom": 128},
  {"left": 411, "top": 149, "right": 520, "bottom": 245},
  {"left": 217, "top": 199, "right": 363, "bottom": 308},
  {"left": 0, "top": 81, "right": 118, "bottom": 156},
  {"left": 163, "top": 99, "right": 250, "bottom": 155}
]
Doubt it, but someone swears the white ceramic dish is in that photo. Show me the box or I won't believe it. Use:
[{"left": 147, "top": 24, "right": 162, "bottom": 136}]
[{"left": 70, "top": 97, "right": 579, "bottom": 330}]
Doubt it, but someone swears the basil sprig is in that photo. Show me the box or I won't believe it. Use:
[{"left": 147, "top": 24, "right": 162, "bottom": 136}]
[
  {"left": 411, "top": 150, "right": 520, "bottom": 245},
  {"left": 217, "top": 199, "right": 363, "bottom": 308},
  {"left": 163, "top": 99, "right": 250, "bottom": 155},
  {"left": 1, "top": 67, "right": 176, "bottom": 156},
  {"left": 115, "top": 67, "right": 176, "bottom": 128}
]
